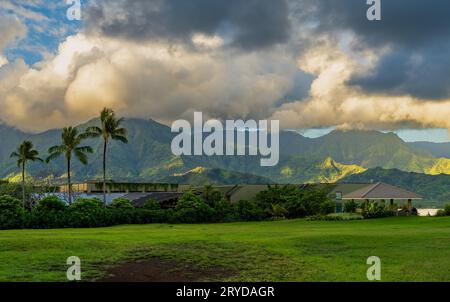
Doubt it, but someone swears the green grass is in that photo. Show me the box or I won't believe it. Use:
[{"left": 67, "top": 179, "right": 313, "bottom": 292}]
[{"left": 0, "top": 217, "right": 449, "bottom": 281}]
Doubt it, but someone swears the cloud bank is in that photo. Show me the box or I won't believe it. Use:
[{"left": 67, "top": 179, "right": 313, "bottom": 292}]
[{"left": 0, "top": 0, "right": 449, "bottom": 134}]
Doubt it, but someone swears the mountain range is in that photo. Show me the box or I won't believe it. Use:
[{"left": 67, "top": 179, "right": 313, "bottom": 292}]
[{"left": 0, "top": 118, "right": 449, "bottom": 189}]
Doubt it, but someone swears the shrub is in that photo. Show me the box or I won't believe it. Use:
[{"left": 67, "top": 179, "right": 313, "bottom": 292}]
[
  {"left": 71, "top": 197, "right": 103, "bottom": 210},
  {"left": 436, "top": 204, "right": 450, "bottom": 217},
  {"left": 236, "top": 200, "right": 266, "bottom": 221},
  {"left": 0, "top": 182, "right": 28, "bottom": 201},
  {"left": 306, "top": 213, "right": 363, "bottom": 221},
  {"left": 28, "top": 195, "right": 68, "bottom": 229},
  {"left": 176, "top": 192, "right": 204, "bottom": 210},
  {"left": 0, "top": 195, "right": 26, "bottom": 229},
  {"left": 269, "top": 203, "right": 288, "bottom": 220},
  {"left": 279, "top": 186, "right": 333, "bottom": 218},
  {"left": 362, "top": 202, "right": 395, "bottom": 219},
  {"left": 436, "top": 209, "right": 446, "bottom": 217},
  {"left": 67, "top": 198, "right": 106, "bottom": 227},
  {"left": 444, "top": 203, "right": 450, "bottom": 216},
  {"left": 319, "top": 200, "right": 336, "bottom": 215},
  {"left": 110, "top": 197, "right": 133, "bottom": 209},
  {"left": 174, "top": 192, "right": 215, "bottom": 223},
  {"left": 202, "top": 186, "right": 224, "bottom": 207},
  {"left": 211, "top": 198, "right": 237, "bottom": 222},
  {"left": 344, "top": 200, "right": 358, "bottom": 213},
  {"left": 142, "top": 199, "right": 160, "bottom": 210},
  {"left": 36, "top": 195, "right": 66, "bottom": 212}
]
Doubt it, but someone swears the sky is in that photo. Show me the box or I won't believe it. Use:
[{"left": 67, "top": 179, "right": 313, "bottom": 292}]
[{"left": 0, "top": 0, "right": 449, "bottom": 142}]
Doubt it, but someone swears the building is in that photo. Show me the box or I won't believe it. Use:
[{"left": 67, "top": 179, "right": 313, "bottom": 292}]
[
  {"left": 51, "top": 180, "right": 422, "bottom": 211},
  {"left": 197, "top": 182, "right": 422, "bottom": 212},
  {"left": 340, "top": 182, "right": 422, "bottom": 211},
  {"left": 123, "top": 191, "right": 184, "bottom": 208},
  {"left": 51, "top": 181, "right": 190, "bottom": 206},
  {"left": 57, "top": 180, "right": 190, "bottom": 194}
]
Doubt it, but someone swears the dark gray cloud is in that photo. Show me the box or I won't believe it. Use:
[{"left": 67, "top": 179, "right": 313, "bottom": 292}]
[
  {"left": 349, "top": 43, "right": 450, "bottom": 100},
  {"left": 309, "top": 0, "right": 450, "bottom": 46},
  {"left": 303, "top": 0, "right": 450, "bottom": 99},
  {"left": 86, "top": 0, "right": 291, "bottom": 51},
  {"left": 276, "top": 69, "right": 314, "bottom": 106}
]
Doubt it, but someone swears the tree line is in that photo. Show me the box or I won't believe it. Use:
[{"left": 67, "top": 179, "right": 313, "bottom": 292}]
[{"left": 9, "top": 107, "right": 128, "bottom": 208}]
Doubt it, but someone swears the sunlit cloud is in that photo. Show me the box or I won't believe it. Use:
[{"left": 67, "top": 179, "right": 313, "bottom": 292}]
[{"left": 0, "top": 0, "right": 449, "bottom": 139}]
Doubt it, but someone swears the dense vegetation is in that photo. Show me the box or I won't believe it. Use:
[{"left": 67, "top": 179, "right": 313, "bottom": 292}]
[
  {"left": 436, "top": 204, "right": 450, "bottom": 217},
  {"left": 0, "top": 184, "right": 336, "bottom": 229}
]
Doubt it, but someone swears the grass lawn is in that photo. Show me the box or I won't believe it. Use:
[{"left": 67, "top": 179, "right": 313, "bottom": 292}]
[{"left": 0, "top": 216, "right": 449, "bottom": 282}]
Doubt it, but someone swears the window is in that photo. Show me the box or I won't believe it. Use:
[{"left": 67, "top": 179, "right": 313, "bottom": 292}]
[{"left": 335, "top": 191, "right": 342, "bottom": 200}]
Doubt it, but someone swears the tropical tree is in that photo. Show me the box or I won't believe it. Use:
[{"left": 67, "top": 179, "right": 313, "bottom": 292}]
[
  {"left": 85, "top": 108, "right": 128, "bottom": 206},
  {"left": 46, "top": 127, "right": 93, "bottom": 205},
  {"left": 10, "top": 141, "right": 43, "bottom": 208},
  {"left": 202, "top": 184, "right": 223, "bottom": 207}
]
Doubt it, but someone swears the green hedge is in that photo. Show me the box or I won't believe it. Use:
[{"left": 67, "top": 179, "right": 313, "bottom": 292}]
[
  {"left": 0, "top": 195, "right": 26, "bottom": 229},
  {"left": 0, "top": 185, "right": 338, "bottom": 229},
  {"left": 436, "top": 203, "right": 450, "bottom": 217},
  {"left": 306, "top": 213, "right": 364, "bottom": 221}
]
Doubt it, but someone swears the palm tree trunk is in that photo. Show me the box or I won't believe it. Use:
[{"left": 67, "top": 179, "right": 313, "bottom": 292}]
[
  {"left": 102, "top": 139, "right": 107, "bottom": 207},
  {"left": 22, "top": 162, "right": 26, "bottom": 209},
  {"left": 67, "top": 158, "right": 72, "bottom": 205}
]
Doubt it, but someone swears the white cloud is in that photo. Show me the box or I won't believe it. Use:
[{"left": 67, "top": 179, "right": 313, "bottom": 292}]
[
  {"left": 192, "top": 34, "right": 224, "bottom": 50},
  {"left": 0, "top": 33, "right": 300, "bottom": 131},
  {"left": 0, "top": 55, "right": 7, "bottom": 67},
  {"left": 270, "top": 37, "right": 450, "bottom": 131},
  {"left": 0, "top": 15, "right": 27, "bottom": 50}
]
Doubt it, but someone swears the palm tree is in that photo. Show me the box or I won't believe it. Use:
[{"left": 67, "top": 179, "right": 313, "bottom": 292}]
[
  {"left": 85, "top": 108, "right": 128, "bottom": 206},
  {"left": 46, "top": 127, "right": 93, "bottom": 205},
  {"left": 10, "top": 141, "right": 43, "bottom": 208}
]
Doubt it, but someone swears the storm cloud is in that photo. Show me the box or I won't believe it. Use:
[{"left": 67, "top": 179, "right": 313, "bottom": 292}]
[
  {"left": 304, "top": 0, "right": 450, "bottom": 99},
  {"left": 86, "top": 0, "right": 291, "bottom": 51},
  {"left": 1, "top": 0, "right": 450, "bottom": 134}
]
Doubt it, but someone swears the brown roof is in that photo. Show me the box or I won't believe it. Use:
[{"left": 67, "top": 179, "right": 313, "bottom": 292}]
[{"left": 343, "top": 182, "right": 422, "bottom": 200}]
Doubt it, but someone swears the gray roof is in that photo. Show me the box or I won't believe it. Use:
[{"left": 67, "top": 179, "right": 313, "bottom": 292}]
[
  {"left": 343, "top": 182, "right": 422, "bottom": 200},
  {"left": 123, "top": 192, "right": 183, "bottom": 207}
]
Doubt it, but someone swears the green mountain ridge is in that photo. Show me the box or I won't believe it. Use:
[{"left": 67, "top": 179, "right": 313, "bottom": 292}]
[
  {"left": 161, "top": 167, "right": 273, "bottom": 185},
  {"left": 409, "top": 141, "right": 450, "bottom": 158},
  {"left": 0, "top": 118, "right": 449, "bottom": 184}
]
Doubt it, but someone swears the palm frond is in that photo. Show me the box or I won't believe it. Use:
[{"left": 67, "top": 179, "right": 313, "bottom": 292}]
[
  {"left": 74, "top": 150, "right": 89, "bottom": 165},
  {"left": 11, "top": 140, "right": 42, "bottom": 166},
  {"left": 85, "top": 126, "right": 102, "bottom": 133},
  {"left": 75, "top": 146, "right": 94, "bottom": 154},
  {"left": 31, "top": 157, "right": 44, "bottom": 163},
  {"left": 46, "top": 152, "right": 62, "bottom": 163},
  {"left": 111, "top": 134, "right": 128, "bottom": 143},
  {"left": 10, "top": 151, "right": 19, "bottom": 158},
  {"left": 113, "top": 127, "right": 127, "bottom": 136},
  {"left": 48, "top": 145, "right": 66, "bottom": 154},
  {"left": 83, "top": 126, "right": 102, "bottom": 138}
]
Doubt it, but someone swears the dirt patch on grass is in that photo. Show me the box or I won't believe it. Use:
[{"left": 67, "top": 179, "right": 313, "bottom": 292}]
[{"left": 98, "top": 258, "right": 235, "bottom": 282}]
